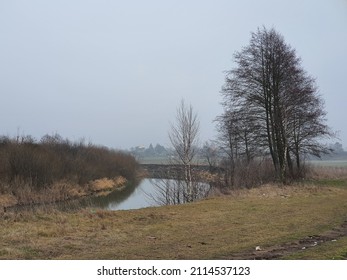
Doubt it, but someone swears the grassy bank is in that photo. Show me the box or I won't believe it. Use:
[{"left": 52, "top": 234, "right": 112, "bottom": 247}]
[
  {"left": 1, "top": 181, "right": 347, "bottom": 259},
  {"left": 0, "top": 176, "right": 127, "bottom": 209}
]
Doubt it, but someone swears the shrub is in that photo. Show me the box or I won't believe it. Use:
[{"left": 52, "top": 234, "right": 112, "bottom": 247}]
[{"left": 0, "top": 134, "right": 138, "bottom": 192}]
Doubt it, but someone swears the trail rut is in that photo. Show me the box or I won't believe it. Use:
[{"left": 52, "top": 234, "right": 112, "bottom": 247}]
[{"left": 227, "top": 220, "right": 347, "bottom": 259}]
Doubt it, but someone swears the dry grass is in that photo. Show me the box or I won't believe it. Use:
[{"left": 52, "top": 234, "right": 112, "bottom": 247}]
[
  {"left": 88, "top": 177, "right": 127, "bottom": 192},
  {"left": 303, "top": 166, "right": 347, "bottom": 191},
  {"left": 1, "top": 182, "right": 347, "bottom": 259},
  {"left": 227, "top": 183, "right": 321, "bottom": 199},
  {"left": 0, "top": 176, "right": 127, "bottom": 209},
  {"left": 306, "top": 165, "right": 347, "bottom": 180},
  {"left": 0, "top": 194, "right": 17, "bottom": 208}
]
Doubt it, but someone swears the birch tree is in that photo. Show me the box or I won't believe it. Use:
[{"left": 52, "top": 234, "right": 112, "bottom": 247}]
[{"left": 169, "top": 99, "right": 200, "bottom": 202}]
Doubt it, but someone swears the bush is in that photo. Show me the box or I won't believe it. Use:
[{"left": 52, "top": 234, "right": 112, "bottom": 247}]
[
  {"left": 0, "top": 134, "right": 138, "bottom": 192},
  {"left": 216, "top": 157, "right": 276, "bottom": 189}
]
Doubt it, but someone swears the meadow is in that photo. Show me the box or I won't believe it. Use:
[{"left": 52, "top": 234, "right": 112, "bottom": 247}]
[{"left": 1, "top": 167, "right": 347, "bottom": 259}]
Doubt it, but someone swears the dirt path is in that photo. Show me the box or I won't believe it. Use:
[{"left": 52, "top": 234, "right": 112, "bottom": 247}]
[{"left": 228, "top": 220, "right": 347, "bottom": 259}]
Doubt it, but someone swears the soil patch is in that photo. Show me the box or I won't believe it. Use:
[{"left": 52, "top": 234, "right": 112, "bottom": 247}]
[{"left": 227, "top": 220, "right": 347, "bottom": 259}]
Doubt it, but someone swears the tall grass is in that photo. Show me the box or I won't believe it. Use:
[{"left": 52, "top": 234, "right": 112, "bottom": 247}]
[
  {"left": 212, "top": 157, "right": 277, "bottom": 190},
  {"left": 305, "top": 164, "right": 347, "bottom": 180},
  {"left": 211, "top": 154, "right": 347, "bottom": 190},
  {"left": 0, "top": 134, "right": 138, "bottom": 196}
]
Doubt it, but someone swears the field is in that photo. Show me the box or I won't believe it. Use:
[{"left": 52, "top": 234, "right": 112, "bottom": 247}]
[
  {"left": 309, "top": 160, "right": 347, "bottom": 167},
  {"left": 1, "top": 175, "right": 347, "bottom": 259}
]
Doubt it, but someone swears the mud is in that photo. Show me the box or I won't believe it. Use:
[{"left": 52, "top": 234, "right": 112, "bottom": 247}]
[{"left": 227, "top": 220, "right": 347, "bottom": 259}]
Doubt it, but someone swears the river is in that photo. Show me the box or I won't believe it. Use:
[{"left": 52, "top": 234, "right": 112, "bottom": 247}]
[
  {"left": 66, "top": 178, "right": 209, "bottom": 211},
  {"left": 9, "top": 178, "right": 208, "bottom": 212},
  {"left": 89, "top": 178, "right": 160, "bottom": 210},
  {"left": 57, "top": 178, "right": 177, "bottom": 211}
]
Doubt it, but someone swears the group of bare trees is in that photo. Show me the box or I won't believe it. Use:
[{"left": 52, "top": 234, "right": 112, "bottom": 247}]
[
  {"left": 217, "top": 27, "right": 332, "bottom": 183},
  {"left": 160, "top": 27, "right": 332, "bottom": 204}
]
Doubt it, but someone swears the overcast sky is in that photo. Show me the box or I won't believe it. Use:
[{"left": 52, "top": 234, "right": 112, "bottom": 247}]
[{"left": 1, "top": 0, "right": 346, "bottom": 150}]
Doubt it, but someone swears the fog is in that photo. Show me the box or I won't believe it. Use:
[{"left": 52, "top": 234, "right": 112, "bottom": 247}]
[{"left": 1, "top": 0, "right": 346, "bottom": 149}]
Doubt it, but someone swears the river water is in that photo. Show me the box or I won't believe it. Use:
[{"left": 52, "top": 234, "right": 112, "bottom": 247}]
[
  {"left": 90, "top": 178, "right": 160, "bottom": 210},
  {"left": 90, "top": 178, "right": 210, "bottom": 211},
  {"left": 95, "top": 179, "right": 158, "bottom": 210}
]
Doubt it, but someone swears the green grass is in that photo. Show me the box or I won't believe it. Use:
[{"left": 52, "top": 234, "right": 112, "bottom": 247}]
[
  {"left": 1, "top": 183, "right": 347, "bottom": 259},
  {"left": 306, "top": 178, "right": 347, "bottom": 189},
  {"left": 309, "top": 160, "right": 347, "bottom": 167}
]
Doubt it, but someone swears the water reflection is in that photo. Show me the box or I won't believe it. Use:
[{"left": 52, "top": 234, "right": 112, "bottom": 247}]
[
  {"left": 88, "top": 178, "right": 159, "bottom": 210},
  {"left": 79, "top": 178, "right": 209, "bottom": 211}
]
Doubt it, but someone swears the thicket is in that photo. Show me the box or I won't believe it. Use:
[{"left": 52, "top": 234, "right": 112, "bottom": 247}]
[{"left": 0, "top": 134, "right": 138, "bottom": 193}]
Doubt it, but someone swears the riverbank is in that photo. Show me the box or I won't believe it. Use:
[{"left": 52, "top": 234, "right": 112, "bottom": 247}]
[
  {"left": 0, "top": 176, "right": 127, "bottom": 210},
  {"left": 1, "top": 179, "right": 347, "bottom": 259}
]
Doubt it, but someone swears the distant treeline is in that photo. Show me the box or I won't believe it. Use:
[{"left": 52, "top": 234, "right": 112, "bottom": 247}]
[
  {"left": 130, "top": 143, "right": 170, "bottom": 158},
  {"left": 0, "top": 134, "right": 138, "bottom": 192}
]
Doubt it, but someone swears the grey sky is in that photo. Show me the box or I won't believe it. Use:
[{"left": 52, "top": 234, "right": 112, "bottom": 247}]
[{"left": 1, "top": 0, "right": 346, "bottom": 149}]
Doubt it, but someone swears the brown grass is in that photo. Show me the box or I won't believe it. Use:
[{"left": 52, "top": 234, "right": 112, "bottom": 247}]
[
  {"left": 0, "top": 176, "right": 127, "bottom": 209},
  {"left": 0, "top": 194, "right": 17, "bottom": 208},
  {"left": 88, "top": 177, "right": 127, "bottom": 192},
  {"left": 1, "top": 182, "right": 346, "bottom": 259},
  {"left": 306, "top": 165, "right": 347, "bottom": 180}
]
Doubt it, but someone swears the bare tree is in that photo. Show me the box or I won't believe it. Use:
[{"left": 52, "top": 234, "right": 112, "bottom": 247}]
[
  {"left": 168, "top": 99, "right": 201, "bottom": 202},
  {"left": 148, "top": 101, "right": 210, "bottom": 205},
  {"left": 219, "top": 27, "right": 332, "bottom": 183},
  {"left": 201, "top": 141, "right": 220, "bottom": 172}
]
